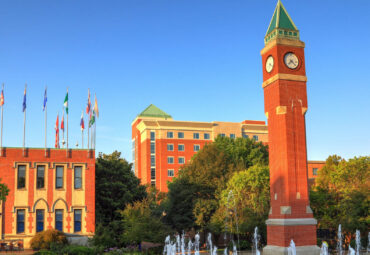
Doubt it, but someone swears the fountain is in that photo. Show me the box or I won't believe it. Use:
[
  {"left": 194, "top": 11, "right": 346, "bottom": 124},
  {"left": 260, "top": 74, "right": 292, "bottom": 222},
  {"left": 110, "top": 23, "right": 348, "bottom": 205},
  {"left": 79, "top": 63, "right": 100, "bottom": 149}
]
[
  {"left": 232, "top": 240, "right": 237, "bottom": 255},
  {"left": 355, "top": 230, "right": 361, "bottom": 255},
  {"left": 287, "top": 240, "right": 296, "bottom": 255},
  {"left": 348, "top": 245, "right": 355, "bottom": 255},
  {"left": 207, "top": 233, "right": 213, "bottom": 255},
  {"left": 181, "top": 233, "right": 185, "bottom": 255},
  {"left": 194, "top": 233, "right": 200, "bottom": 255},
  {"left": 187, "top": 239, "right": 193, "bottom": 255},
  {"left": 253, "top": 227, "right": 260, "bottom": 255},
  {"left": 367, "top": 232, "right": 370, "bottom": 252},
  {"left": 320, "top": 241, "right": 329, "bottom": 255},
  {"left": 337, "top": 224, "right": 343, "bottom": 255}
]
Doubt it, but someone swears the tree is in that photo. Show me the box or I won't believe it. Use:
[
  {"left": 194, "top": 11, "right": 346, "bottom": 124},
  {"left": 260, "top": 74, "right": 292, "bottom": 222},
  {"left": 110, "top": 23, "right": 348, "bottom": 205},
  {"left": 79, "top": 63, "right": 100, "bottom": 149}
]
[
  {"left": 121, "top": 198, "right": 171, "bottom": 245},
  {"left": 93, "top": 151, "right": 147, "bottom": 248},
  {"left": 164, "top": 136, "right": 269, "bottom": 233},
  {"left": 310, "top": 155, "right": 370, "bottom": 245}
]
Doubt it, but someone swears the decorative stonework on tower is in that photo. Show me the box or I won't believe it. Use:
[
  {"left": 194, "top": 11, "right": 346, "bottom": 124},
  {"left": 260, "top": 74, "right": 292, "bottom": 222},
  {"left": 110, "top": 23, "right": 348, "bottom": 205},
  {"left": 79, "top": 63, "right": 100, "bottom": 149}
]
[{"left": 261, "top": 1, "right": 320, "bottom": 254}]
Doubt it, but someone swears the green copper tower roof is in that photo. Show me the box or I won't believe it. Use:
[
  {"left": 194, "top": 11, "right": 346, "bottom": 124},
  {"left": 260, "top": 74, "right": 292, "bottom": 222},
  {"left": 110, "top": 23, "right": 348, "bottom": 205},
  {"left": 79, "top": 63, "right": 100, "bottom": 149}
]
[
  {"left": 265, "top": 0, "right": 299, "bottom": 44},
  {"left": 138, "top": 104, "right": 172, "bottom": 119}
]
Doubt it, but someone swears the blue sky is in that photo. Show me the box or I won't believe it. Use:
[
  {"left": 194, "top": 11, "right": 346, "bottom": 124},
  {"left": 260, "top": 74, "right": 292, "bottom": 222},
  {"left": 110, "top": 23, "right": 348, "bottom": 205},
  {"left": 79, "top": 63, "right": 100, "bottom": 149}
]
[{"left": 0, "top": 0, "right": 369, "bottom": 161}]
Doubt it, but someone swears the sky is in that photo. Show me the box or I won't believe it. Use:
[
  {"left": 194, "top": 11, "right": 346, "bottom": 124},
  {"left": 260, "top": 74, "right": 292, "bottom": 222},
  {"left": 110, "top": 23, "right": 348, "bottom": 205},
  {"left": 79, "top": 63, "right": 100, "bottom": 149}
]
[{"left": 0, "top": 0, "right": 369, "bottom": 161}]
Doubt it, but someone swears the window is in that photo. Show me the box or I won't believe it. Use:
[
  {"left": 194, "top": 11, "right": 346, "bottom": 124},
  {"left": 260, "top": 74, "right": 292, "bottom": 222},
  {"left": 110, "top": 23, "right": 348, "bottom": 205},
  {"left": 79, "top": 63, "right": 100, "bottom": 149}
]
[
  {"left": 167, "top": 132, "right": 173, "bottom": 138},
  {"left": 151, "top": 168, "right": 156, "bottom": 180},
  {"left": 150, "top": 131, "right": 155, "bottom": 141},
  {"left": 36, "top": 209, "right": 44, "bottom": 232},
  {"left": 193, "top": 133, "right": 200, "bottom": 139},
  {"left": 150, "top": 143, "right": 155, "bottom": 154},
  {"left": 37, "top": 165, "right": 45, "bottom": 189},
  {"left": 55, "top": 209, "right": 63, "bottom": 231},
  {"left": 253, "top": 135, "right": 259, "bottom": 141},
  {"left": 150, "top": 155, "right": 155, "bottom": 166},
  {"left": 242, "top": 134, "right": 249, "bottom": 138},
  {"left": 17, "top": 165, "right": 26, "bottom": 189},
  {"left": 167, "top": 144, "right": 174, "bottom": 151},
  {"left": 230, "top": 134, "right": 236, "bottom": 139},
  {"left": 178, "top": 132, "right": 184, "bottom": 139},
  {"left": 167, "top": 157, "right": 174, "bottom": 164},
  {"left": 204, "top": 133, "right": 210, "bottom": 140},
  {"left": 16, "top": 209, "right": 25, "bottom": 233},
  {"left": 313, "top": 168, "right": 318, "bottom": 176},
  {"left": 151, "top": 180, "right": 156, "bottom": 186},
  {"left": 194, "top": 145, "right": 200, "bottom": 152},
  {"left": 74, "top": 166, "right": 82, "bottom": 189},
  {"left": 178, "top": 144, "right": 185, "bottom": 151},
  {"left": 178, "top": 157, "right": 185, "bottom": 164},
  {"left": 168, "top": 169, "right": 174, "bottom": 177},
  {"left": 56, "top": 166, "right": 64, "bottom": 189},
  {"left": 220, "top": 133, "right": 226, "bottom": 137},
  {"left": 74, "top": 209, "right": 82, "bottom": 232}
]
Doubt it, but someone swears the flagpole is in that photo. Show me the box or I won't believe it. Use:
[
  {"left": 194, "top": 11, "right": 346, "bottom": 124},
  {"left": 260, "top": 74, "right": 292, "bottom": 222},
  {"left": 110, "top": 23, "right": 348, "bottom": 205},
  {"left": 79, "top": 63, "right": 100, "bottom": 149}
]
[
  {"left": 82, "top": 129, "right": 84, "bottom": 149},
  {"left": 66, "top": 88, "right": 69, "bottom": 156},
  {"left": 45, "top": 86, "right": 47, "bottom": 155},
  {"left": 23, "top": 84, "right": 27, "bottom": 154},
  {"left": 0, "top": 83, "right": 4, "bottom": 157},
  {"left": 94, "top": 121, "right": 96, "bottom": 150},
  {"left": 87, "top": 118, "right": 90, "bottom": 150}
]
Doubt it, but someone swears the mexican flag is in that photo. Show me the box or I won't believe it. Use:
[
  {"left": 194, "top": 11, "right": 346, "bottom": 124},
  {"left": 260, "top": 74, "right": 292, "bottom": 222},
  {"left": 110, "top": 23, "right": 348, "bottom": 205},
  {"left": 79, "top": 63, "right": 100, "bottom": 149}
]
[{"left": 64, "top": 90, "right": 68, "bottom": 114}]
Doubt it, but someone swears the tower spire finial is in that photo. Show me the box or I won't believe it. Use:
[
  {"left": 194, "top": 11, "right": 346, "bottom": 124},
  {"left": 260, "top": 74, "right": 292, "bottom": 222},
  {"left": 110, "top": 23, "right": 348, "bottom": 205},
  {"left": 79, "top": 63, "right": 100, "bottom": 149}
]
[{"left": 264, "top": 1, "right": 299, "bottom": 45}]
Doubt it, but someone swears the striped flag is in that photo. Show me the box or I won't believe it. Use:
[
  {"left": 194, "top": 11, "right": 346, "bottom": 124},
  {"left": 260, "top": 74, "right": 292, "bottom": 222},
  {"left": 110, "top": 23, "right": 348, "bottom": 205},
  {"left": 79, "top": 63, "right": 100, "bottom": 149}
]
[
  {"left": 22, "top": 86, "right": 26, "bottom": 112},
  {"left": 94, "top": 94, "right": 99, "bottom": 118},
  {"left": 0, "top": 86, "right": 4, "bottom": 106},
  {"left": 43, "top": 87, "right": 47, "bottom": 111},
  {"left": 86, "top": 89, "right": 91, "bottom": 115},
  {"left": 80, "top": 111, "right": 84, "bottom": 131},
  {"left": 64, "top": 90, "right": 68, "bottom": 114},
  {"left": 61, "top": 113, "right": 65, "bottom": 132}
]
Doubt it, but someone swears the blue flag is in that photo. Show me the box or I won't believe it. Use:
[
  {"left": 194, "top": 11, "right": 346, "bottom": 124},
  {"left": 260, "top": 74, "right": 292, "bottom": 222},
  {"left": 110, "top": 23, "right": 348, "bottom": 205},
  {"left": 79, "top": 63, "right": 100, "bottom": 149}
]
[
  {"left": 22, "top": 86, "right": 26, "bottom": 112},
  {"left": 43, "top": 87, "right": 47, "bottom": 111}
]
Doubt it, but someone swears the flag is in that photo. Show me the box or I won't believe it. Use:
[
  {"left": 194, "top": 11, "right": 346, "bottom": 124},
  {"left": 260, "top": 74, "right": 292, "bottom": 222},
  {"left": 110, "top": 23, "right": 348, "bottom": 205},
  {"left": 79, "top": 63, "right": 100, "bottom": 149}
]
[
  {"left": 43, "top": 87, "right": 47, "bottom": 111},
  {"left": 86, "top": 89, "right": 91, "bottom": 115},
  {"left": 22, "top": 86, "right": 26, "bottom": 112},
  {"left": 80, "top": 111, "right": 84, "bottom": 131},
  {"left": 55, "top": 114, "right": 59, "bottom": 148},
  {"left": 64, "top": 90, "right": 68, "bottom": 114},
  {"left": 61, "top": 113, "right": 65, "bottom": 131},
  {"left": 0, "top": 87, "right": 4, "bottom": 106},
  {"left": 89, "top": 111, "right": 95, "bottom": 127},
  {"left": 94, "top": 94, "right": 99, "bottom": 118}
]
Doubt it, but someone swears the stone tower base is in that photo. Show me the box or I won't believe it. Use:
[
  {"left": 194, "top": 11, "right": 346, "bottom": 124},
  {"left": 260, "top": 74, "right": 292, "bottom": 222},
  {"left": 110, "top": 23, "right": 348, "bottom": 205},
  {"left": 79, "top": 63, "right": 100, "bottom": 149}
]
[{"left": 263, "top": 245, "right": 320, "bottom": 255}]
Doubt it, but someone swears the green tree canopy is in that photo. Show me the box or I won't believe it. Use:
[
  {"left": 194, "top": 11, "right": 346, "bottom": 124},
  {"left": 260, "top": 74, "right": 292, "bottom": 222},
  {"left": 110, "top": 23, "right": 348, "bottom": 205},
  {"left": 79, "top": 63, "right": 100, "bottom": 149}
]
[
  {"left": 93, "top": 151, "right": 147, "bottom": 248},
  {"left": 164, "top": 136, "right": 269, "bottom": 233},
  {"left": 310, "top": 155, "right": 370, "bottom": 244}
]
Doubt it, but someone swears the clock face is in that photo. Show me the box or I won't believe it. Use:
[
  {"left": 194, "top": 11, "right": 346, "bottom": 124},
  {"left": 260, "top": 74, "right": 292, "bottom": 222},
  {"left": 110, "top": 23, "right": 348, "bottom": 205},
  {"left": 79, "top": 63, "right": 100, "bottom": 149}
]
[
  {"left": 284, "top": 52, "right": 299, "bottom": 69},
  {"left": 265, "top": 56, "right": 274, "bottom": 73}
]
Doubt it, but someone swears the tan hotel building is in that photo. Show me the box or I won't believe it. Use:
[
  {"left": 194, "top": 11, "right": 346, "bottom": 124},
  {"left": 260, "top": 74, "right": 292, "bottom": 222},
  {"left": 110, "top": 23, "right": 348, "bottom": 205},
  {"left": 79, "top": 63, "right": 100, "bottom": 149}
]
[{"left": 132, "top": 104, "right": 323, "bottom": 192}]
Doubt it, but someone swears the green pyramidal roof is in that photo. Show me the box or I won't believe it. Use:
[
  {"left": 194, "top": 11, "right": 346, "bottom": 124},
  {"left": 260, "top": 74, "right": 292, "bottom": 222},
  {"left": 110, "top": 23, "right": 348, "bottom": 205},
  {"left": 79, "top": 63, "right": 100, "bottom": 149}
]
[
  {"left": 265, "top": 0, "right": 299, "bottom": 44},
  {"left": 138, "top": 104, "right": 172, "bottom": 119}
]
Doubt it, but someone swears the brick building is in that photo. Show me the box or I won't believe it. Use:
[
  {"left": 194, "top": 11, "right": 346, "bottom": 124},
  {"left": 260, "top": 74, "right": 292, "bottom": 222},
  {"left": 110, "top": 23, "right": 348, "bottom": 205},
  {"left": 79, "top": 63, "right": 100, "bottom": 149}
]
[
  {"left": 132, "top": 104, "right": 324, "bottom": 192},
  {"left": 0, "top": 147, "right": 95, "bottom": 248}
]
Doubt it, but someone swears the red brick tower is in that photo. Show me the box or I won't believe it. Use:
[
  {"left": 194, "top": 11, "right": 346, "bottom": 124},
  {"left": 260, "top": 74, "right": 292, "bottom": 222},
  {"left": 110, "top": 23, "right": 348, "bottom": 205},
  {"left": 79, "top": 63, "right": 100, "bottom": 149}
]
[{"left": 261, "top": 1, "right": 320, "bottom": 254}]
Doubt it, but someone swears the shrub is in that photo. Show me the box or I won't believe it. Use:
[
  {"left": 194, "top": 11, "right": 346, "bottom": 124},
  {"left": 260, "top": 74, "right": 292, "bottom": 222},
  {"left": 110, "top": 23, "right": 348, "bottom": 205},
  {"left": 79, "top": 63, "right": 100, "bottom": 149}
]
[
  {"left": 30, "top": 229, "right": 68, "bottom": 250},
  {"left": 59, "top": 245, "right": 95, "bottom": 255},
  {"left": 34, "top": 250, "right": 57, "bottom": 255}
]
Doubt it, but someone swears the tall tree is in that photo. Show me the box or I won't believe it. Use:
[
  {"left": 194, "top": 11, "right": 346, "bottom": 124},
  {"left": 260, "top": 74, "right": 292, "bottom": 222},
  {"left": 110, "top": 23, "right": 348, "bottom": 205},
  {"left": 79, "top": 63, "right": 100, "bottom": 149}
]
[
  {"left": 310, "top": 155, "right": 370, "bottom": 244},
  {"left": 164, "top": 136, "right": 269, "bottom": 232},
  {"left": 94, "top": 151, "right": 147, "bottom": 248}
]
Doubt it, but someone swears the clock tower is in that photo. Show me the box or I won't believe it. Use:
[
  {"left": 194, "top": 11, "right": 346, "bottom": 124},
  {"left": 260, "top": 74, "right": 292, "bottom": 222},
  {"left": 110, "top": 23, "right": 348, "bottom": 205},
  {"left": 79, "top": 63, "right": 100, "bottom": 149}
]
[{"left": 261, "top": 1, "right": 320, "bottom": 254}]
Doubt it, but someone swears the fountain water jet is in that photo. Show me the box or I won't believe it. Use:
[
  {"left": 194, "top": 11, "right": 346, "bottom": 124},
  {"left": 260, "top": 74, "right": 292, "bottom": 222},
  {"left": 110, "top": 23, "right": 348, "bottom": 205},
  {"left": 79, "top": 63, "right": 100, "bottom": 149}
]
[
  {"left": 287, "top": 240, "right": 296, "bottom": 255},
  {"left": 355, "top": 229, "right": 361, "bottom": 255},
  {"left": 320, "top": 241, "right": 329, "bottom": 255},
  {"left": 253, "top": 227, "right": 260, "bottom": 255},
  {"left": 337, "top": 224, "right": 343, "bottom": 255}
]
